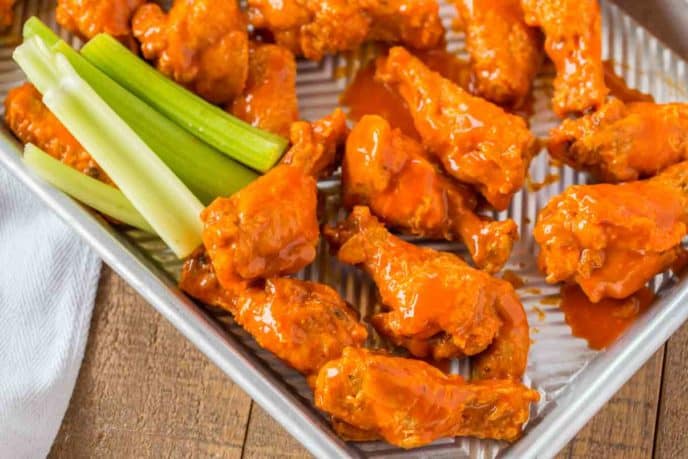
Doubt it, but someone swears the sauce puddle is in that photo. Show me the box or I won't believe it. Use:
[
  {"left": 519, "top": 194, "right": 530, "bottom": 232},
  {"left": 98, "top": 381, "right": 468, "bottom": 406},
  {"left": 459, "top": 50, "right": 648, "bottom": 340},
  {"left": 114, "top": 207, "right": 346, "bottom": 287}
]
[{"left": 559, "top": 285, "right": 654, "bottom": 350}]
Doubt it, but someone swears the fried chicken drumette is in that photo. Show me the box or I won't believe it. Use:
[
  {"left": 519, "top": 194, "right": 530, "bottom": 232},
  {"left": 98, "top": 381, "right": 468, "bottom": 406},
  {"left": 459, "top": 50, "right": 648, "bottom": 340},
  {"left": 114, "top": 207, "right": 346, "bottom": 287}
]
[
  {"left": 247, "top": 0, "right": 445, "bottom": 61},
  {"left": 325, "top": 207, "right": 530, "bottom": 380},
  {"left": 4, "top": 83, "right": 112, "bottom": 185},
  {"left": 180, "top": 248, "right": 367, "bottom": 379},
  {"left": 534, "top": 162, "right": 688, "bottom": 302},
  {"left": 57, "top": 0, "right": 144, "bottom": 50},
  {"left": 230, "top": 43, "right": 299, "bottom": 138},
  {"left": 521, "top": 0, "right": 608, "bottom": 117},
  {"left": 132, "top": 0, "right": 249, "bottom": 104},
  {"left": 343, "top": 115, "right": 518, "bottom": 272},
  {"left": 549, "top": 98, "right": 688, "bottom": 182},
  {"left": 453, "top": 0, "right": 543, "bottom": 107},
  {"left": 376, "top": 47, "right": 537, "bottom": 211},
  {"left": 201, "top": 110, "right": 347, "bottom": 291},
  {"left": 314, "top": 347, "right": 540, "bottom": 447}
]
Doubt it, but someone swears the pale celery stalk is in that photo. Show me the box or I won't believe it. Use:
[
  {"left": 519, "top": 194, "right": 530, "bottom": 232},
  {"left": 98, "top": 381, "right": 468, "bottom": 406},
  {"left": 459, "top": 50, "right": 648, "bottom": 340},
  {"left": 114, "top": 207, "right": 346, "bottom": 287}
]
[
  {"left": 14, "top": 36, "right": 203, "bottom": 257},
  {"left": 22, "top": 17, "right": 257, "bottom": 204},
  {"left": 81, "top": 34, "right": 288, "bottom": 172},
  {"left": 23, "top": 144, "right": 154, "bottom": 233}
]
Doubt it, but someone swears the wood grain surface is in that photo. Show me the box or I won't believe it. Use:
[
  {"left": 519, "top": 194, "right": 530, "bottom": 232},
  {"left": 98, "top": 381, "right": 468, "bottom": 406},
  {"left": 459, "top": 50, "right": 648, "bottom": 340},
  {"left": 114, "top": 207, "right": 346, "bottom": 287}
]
[{"left": 48, "top": 266, "right": 688, "bottom": 459}]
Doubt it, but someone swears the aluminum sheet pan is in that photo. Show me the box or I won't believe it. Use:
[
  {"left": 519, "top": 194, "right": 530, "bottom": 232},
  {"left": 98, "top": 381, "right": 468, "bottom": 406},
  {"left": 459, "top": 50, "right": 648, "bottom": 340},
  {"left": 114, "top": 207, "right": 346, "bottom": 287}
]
[{"left": 0, "top": 1, "right": 687, "bottom": 458}]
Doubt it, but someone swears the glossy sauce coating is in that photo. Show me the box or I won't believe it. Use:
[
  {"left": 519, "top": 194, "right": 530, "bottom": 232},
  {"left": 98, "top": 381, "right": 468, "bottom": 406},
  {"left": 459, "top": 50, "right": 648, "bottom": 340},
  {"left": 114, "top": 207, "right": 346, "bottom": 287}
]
[
  {"left": 202, "top": 110, "right": 347, "bottom": 290},
  {"left": 521, "top": 0, "right": 608, "bottom": 117},
  {"left": 454, "top": 0, "right": 542, "bottom": 107},
  {"left": 549, "top": 98, "right": 688, "bottom": 182},
  {"left": 133, "top": 0, "right": 249, "bottom": 104},
  {"left": 247, "top": 0, "right": 445, "bottom": 61},
  {"left": 180, "top": 248, "right": 367, "bottom": 378},
  {"left": 343, "top": 115, "right": 518, "bottom": 272},
  {"left": 325, "top": 207, "right": 529, "bottom": 379},
  {"left": 603, "top": 61, "right": 654, "bottom": 104},
  {"left": 0, "top": 0, "right": 15, "bottom": 29},
  {"left": 57, "top": 0, "right": 144, "bottom": 50},
  {"left": 230, "top": 43, "right": 299, "bottom": 138},
  {"left": 534, "top": 165, "right": 688, "bottom": 302},
  {"left": 560, "top": 285, "right": 654, "bottom": 350},
  {"left": 314, "top": 347, "right": 540, "bottom": 447},
  {"left": 377, "top": 47, "right": 537, "bottom": 210},
  {"left": 4, "top": 83, "right": 112, "bottom": 185}
]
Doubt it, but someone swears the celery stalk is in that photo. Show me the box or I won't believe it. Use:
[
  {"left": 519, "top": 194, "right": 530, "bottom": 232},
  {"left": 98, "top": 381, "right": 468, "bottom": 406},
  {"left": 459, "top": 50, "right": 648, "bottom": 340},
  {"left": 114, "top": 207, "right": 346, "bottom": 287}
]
[
  {"left": 81, "top": 34, "right": 288, "bottom": 172},
  {"left": 23, "top": 144, "right": 154, "bottom": 233},
  {"left": 22, "top": 17, "right": 257, "bottom": 204},
  {"left": 14, "top": 36, "right": 204, "bottom": 257}
]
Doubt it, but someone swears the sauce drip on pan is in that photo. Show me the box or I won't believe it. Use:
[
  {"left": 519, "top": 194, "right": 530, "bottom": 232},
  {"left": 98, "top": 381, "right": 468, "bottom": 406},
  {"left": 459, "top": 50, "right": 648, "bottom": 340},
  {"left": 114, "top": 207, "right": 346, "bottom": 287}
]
[
  {"left": 560, "top": 285, "right": 654, "bottom": 350},
  {"left": 603, "top": 60, "right": 654, "bottom": 103}
]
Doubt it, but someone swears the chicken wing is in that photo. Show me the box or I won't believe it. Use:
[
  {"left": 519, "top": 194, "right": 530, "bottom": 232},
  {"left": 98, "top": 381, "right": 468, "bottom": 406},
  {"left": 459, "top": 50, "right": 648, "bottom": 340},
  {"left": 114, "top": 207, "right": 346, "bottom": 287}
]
[
  {"left": 343, "top": 115, "right": 518, "bottom": 273},
  {"left": 376, "top": 47, "right": 537, "bottom": 211},
  {"left": 4, "top": 83, "right": 112, "bottom": 185},
  {"left": 180, "top": 248, "right": 367, "bottom": 378},
  {"left": 247, "top": 0, "right": 445, "bottom": 61},
  {"left": 202, "top": 110, "right": 347, "bottom": 290},
  {"left": 132, "top": 0, "right": 249, "bottom": 105},
  {"left": 0, "top": 0, "right": 15, "bottom": 29},
  {"left": 521, "top": 0, "right": 608, "bottom": 117},
  {"left": 314, "top": 347, "right": 540, "bottom": 447},
  {"left": 549, "top": 99, "right": 688, "bottom": 182},
  {"left": 56, "top": 0, "right": 144, "bottom": 50},
  {"left": 325, "top": 207, "right": 529, "bottom": 379},
  {"left": 453, "top": 0, "right": 543, "bottom": 107},
  {"left": 230, "top": 43, "right": 299, "bottom": 138},
  {"left": 534, "top": 162, "right": 688, "bottom": 302}
]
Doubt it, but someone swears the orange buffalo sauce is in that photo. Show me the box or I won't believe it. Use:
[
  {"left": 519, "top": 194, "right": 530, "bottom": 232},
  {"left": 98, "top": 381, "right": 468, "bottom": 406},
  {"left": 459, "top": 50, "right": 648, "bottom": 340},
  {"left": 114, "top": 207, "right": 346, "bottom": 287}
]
[
  {"left": 560, "top": 285, "right": 654, "bottom": 350},
  {"left": 603, "top": 60, "right": 654, "bottom": 103},
  {"left": 340, "top": 62, "right": 420, "bottom": 140}
]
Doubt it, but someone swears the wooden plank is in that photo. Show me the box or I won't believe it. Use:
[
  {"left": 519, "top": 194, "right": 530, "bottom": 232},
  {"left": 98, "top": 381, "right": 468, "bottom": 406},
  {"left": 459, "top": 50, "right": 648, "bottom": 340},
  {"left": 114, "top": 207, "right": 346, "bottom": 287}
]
[
  {"left": 556, "top": 348, "right": 664, "bottom": 459},
  {"left": 49, "top": 266, "right": 253, "bottom": 458},
  {"left": 242, "top": 403, "right": 312, "bottom": 458},
  {"left": 654, "top": 321, "right": 688, "bottom": 459}
]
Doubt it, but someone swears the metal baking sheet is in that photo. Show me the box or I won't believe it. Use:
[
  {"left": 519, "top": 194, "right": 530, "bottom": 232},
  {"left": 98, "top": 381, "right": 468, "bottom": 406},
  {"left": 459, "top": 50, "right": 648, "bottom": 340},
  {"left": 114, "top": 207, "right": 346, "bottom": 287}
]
[{"left": 1, "top": 1, "right": 687, "bottom": 458}]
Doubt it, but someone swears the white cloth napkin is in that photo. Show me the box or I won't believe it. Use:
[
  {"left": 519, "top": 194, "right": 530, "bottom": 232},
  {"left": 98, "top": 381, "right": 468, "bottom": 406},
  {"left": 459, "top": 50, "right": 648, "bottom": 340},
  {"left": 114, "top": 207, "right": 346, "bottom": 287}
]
[{"left": 0, "top": 165, "right": 101, "bottom": 458}]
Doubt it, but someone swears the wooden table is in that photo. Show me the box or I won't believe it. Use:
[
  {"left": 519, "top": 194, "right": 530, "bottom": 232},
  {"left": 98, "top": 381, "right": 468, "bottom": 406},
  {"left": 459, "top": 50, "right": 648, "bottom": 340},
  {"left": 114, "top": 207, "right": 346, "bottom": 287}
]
[
  {"left": 47, "top": 267, "right": 688, "bottom": 458},
  {"left": 47, "top": 1, "right": 688, "bottom": 457}
]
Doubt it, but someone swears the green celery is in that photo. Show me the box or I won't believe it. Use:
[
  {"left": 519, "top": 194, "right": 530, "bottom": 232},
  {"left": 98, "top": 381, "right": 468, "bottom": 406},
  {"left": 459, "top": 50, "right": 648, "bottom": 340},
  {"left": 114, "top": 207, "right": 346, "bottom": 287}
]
[
  {"left": 14, "top": 36, "right": 204, "bottom": 257},
  {"left": 22, "top": 17, "right": 257, "bottom": 204},
  {"left": 81, "top": 34, "right": 288, "bottom": 172},
  {"left": 24, "top": 144, "right": 154, "bottom": 233}
]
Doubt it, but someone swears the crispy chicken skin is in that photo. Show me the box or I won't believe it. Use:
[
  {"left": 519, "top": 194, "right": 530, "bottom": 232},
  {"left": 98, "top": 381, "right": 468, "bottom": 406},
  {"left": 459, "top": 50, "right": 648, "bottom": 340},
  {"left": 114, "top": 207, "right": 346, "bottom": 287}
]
[
  {"left": 325, "top": 207, "right": 529, "bottom": 379},
  {"left": 376, "top": 47, "right": 537, "bottom": 211},
  {"left": 56, "top": 0, "right": 144, "bottom": 50},
  {"left": 314, "top": 347, "right": 540, "bottom": 447},
  {"left": 230, "top": 43, "right": 299, "bottom": 138},
  {"left": 132, "top": 0, "right": 249, "bottom": 105},
  {"left": 453, "top": 0, "right": 542, "bottom": 107},
  {"left": 549, "top": 99, "right": 688, "bottom": 182},
  {"left": 201, "top": 110, "right": 347, "bottom": 290},
  {"left": 521, "top": 0, "right": 608, "bottom": 117},
  {"left": 4, "top": 83, "right": 112, "bottom": 185},
  {"left": 180, "top": 248, "right": 367, "bottom": 378},
  {"left": 247, "top": 0, "right": 445, "bottom": 61},
  {"left": 534, "top": 163, "right": 688, "bottom": 302},
  {"left": 343, "top": 115, "right": 518, "bottom": 273},
  {"left": 0, "top": 0, "right": 15, "bottom": 29}
]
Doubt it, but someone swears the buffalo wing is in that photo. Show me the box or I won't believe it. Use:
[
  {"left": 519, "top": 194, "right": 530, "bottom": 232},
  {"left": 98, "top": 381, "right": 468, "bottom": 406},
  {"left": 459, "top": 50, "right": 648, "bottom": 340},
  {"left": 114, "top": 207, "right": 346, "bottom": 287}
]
[
  {"left": 549, "top": 98, "right": 688, "bottom": 182},
  {"left": 57, "top": 0, "right": 144, "bottom": 50},
  {"left": 343, "top": 115, "right": 517, "bottom": 272},
  {"left": 132, "top": 0, "right": 249, "bottom": 104},
  {"left": 534, "top": 162, "right": 688, "bottom": 302},
  {"left": 315, "top": 347, "right": 540, "bottom": 447},
  {"left": 453, "top": 0, "right": 542, "bottom": 107},
  {"left": 0, "top": 0, "right": 15, "bottom": 29},
  {"left": 247, "top": 0, "right": 445, "bottom": 61},
  {"left": 325, "top": 207, "right": 529, "bottom": 380},
  {"left": 521, "top": 0, "right": 608, "bottom": 117},
  {"left": 376, "top": 47, "right": 537, "bottom": 210}
]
